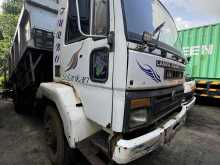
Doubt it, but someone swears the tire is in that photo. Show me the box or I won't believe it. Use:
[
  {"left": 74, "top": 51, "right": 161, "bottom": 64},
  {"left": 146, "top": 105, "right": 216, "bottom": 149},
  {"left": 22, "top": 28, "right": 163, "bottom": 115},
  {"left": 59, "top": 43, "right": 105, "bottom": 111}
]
[
  {"left": 44, "top": 105, "right": 75, "bottom": 165},
  {"left": 13, "top": 88, "right": 26, "bottom": 114}
]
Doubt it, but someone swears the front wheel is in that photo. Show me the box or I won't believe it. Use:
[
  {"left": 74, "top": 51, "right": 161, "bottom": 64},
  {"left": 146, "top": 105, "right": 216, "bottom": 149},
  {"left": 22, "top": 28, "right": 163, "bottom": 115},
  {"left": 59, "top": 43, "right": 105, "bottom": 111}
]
[
  {"left": 44, "top": 105, "right": 75, "bottom": 165},
  {"left": 13, "top": 88, "right": 26, "bottom": 114}
]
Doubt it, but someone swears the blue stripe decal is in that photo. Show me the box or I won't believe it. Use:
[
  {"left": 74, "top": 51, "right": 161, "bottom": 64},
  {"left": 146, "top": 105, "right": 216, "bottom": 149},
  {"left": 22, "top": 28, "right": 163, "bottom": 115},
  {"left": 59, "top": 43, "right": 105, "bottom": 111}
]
[{"left": 137, "top": 61, "right": 161, "bottom": 83}]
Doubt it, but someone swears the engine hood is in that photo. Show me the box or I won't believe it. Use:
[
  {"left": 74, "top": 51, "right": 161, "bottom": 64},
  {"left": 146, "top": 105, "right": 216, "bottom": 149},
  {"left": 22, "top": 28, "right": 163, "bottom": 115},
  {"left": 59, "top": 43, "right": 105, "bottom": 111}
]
[{"left": 127, "top": 50, "right": 185, "bottom": 90}]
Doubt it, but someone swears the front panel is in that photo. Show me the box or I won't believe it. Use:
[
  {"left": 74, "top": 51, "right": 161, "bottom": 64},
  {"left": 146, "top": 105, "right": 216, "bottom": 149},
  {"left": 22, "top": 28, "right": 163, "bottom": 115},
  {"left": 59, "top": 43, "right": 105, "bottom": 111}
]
[{"left": 127, "top": 50, "right": 185, "bottom": 90}]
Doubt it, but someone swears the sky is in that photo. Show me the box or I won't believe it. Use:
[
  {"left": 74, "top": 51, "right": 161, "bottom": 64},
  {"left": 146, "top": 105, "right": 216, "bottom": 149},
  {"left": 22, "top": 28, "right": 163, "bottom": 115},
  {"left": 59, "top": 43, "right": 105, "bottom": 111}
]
[
  {"left": 161, "top": 0, "right": 220, "bottom": 30},
  {"left": 0, "top": 0, "right": 220, "bottom": 30}
]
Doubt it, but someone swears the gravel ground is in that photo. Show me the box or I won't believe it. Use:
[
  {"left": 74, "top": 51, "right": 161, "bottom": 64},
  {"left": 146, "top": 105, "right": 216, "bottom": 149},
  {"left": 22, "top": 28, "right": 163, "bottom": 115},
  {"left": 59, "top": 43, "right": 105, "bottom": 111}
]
[{"left": 0, "top": 98, "right": 220, "bottom": 165}]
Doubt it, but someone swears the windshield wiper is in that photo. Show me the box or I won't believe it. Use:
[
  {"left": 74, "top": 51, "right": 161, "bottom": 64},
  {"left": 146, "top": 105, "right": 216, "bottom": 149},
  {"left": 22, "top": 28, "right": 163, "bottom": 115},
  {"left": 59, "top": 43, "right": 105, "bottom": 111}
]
[
  {"left": 144, "top": 21, "right": 166, "bottom": 52},
  {"left": 142, "top": 21, "right": 166, "bottom": 44},
  {"left": 142, "top": 21, "right": 166, "bottom": 52},
  {"left": 153, "top": 21, "right": 166, "bottom": 41}
]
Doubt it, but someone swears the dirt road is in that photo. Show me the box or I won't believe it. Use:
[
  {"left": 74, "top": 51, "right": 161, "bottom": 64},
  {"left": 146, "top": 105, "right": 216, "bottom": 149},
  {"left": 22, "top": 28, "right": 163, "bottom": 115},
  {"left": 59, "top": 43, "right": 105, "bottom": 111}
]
[{"left": 0, "top": 99, "right": 220, "bottom": 165}]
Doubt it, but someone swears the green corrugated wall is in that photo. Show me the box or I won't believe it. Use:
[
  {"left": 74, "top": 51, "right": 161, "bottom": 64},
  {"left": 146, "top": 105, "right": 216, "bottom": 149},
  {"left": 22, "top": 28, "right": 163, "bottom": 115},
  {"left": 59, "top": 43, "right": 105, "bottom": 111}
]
[{"left": 179, "top": 23, "right": 220, "bottom": 80}]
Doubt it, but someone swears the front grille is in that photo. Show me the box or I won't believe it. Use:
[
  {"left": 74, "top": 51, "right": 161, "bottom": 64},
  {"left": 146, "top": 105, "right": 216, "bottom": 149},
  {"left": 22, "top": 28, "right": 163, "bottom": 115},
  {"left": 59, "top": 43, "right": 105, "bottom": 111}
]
[
  {"left": 124, "top": 86, "right": 184, "bottom": 133},
  {"left": 151, "top": 89, "right": 184, "bottom": 119},
  {"left": 164, "top": 69, "right": 184, "bottom": 80}
]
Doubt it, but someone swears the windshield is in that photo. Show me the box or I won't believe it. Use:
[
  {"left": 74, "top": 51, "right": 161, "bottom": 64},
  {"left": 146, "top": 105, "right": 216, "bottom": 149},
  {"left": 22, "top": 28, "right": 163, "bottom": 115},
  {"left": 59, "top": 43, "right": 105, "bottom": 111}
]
[{"left": 122, "top": 0, "right": 181, "bottom": 51}]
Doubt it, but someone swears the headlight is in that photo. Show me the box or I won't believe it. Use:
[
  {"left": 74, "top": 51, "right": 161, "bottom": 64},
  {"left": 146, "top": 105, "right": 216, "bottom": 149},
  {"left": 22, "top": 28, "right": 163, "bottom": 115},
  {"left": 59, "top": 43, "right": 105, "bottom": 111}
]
[
  {"left": 129, "top": 109, "right": 148, "bottom": 128},
  {"left": 184, "top": 81, "right": 196, "bottom": 94},
  {"left": 129, "top": 98, "right": 150, "bottom": 128}
]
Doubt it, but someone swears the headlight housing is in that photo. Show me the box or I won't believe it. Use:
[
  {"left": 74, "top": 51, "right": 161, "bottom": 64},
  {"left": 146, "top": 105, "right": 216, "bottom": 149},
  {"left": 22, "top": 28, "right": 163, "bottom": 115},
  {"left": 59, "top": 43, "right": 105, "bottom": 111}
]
[
  {"left": 129, "top": 98, "right": 150, "bottom": 128},
  {"left": 129, "top": 108, "right": 148, "bottom": 128}
]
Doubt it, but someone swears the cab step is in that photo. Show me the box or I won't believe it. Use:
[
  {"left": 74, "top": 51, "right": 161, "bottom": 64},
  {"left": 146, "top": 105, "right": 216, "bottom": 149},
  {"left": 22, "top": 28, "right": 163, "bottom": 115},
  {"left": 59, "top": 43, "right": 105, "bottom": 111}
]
[{"left": 77, "top": 131, "right": 110, "bottom": 165}]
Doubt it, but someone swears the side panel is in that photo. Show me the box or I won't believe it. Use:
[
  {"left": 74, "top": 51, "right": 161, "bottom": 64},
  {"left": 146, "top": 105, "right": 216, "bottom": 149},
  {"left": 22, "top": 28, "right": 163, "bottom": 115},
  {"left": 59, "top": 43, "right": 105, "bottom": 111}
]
[
  {"left": 37, "top": 83, "right": 100, "bottom": 148},
  {"left": 179, "top": 23, "right": 220, "bottom": 80},
  {"left": 27, "top": 3, "right": 57, "bottom": 32},
  {"left": 54, "top": 0, "right": 115, "bottom": 129},
  {"left": 27, "top": 0, "right": 59, "bottom": 10}
]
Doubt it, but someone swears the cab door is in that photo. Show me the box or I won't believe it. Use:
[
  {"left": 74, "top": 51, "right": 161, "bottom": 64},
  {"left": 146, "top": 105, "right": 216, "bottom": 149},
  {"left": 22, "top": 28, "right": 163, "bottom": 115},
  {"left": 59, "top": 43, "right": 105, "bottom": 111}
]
[{"left": 60, "top": 0, "right": 114, "bottom": 128}]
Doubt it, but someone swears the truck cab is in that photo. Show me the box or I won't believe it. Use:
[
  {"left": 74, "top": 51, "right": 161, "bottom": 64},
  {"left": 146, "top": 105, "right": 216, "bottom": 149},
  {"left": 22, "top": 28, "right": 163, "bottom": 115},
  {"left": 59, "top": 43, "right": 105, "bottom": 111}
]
[
  {"left": 9, "top": 0, "right": 196, "bottom": 164},
  {"left": 54, "top": 0, "right": 186, "bottom": 129}
]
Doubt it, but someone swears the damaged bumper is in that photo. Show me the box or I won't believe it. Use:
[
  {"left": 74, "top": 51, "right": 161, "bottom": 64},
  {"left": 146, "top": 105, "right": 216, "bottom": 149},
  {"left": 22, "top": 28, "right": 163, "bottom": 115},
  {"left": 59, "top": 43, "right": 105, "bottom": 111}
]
[
  {"left": 112, "top": 98, "right": 195, "bottom": 164},
  {"left": 182, "top": 96, "right": 196, "bottom": 111}
]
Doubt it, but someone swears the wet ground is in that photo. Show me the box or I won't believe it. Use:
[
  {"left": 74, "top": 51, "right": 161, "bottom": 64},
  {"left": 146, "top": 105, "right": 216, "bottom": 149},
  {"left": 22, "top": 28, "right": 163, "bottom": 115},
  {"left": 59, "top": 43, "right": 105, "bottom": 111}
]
[{"left": 0, "top": 98, "right": 220, "bottom": 165}]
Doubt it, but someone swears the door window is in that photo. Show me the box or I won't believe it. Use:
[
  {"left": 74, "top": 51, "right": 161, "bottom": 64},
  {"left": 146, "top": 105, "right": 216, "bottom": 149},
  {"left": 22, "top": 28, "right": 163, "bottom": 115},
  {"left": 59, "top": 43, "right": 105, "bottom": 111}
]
[
  {"left": 90, "top": 48, "right": 109, "bottom": 83},
  {"left": 65, "top": 0, "right": 109, "bottom": 44}
]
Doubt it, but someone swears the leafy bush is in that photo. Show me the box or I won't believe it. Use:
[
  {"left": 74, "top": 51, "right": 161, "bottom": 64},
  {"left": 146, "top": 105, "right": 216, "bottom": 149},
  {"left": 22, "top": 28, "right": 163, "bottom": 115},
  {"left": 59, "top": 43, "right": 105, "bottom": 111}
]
[{"left": 0, "top": 0, "right": 23, "bottom": 80}]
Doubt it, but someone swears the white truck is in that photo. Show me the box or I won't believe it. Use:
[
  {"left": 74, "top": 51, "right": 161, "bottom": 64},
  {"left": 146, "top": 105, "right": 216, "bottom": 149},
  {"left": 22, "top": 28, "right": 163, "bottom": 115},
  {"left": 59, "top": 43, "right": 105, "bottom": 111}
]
[{"left": 8, "top": 0, "right": 196, "bottom": 164}]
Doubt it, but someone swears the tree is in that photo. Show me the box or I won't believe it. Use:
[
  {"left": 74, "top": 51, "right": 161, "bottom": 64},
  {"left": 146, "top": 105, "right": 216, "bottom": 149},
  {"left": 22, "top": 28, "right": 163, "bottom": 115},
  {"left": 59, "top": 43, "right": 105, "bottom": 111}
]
[
  {"left": 0, "top": 14, "right": 18, "bottom": 54},
  {"left": 0, "top": 30, "right": 3, "bottom": 40},
  {"left": 0, "top": 0, "right": 23, "bottom": 87},
  {"left": 2, "top": 0, "right": 23, "bottom": 15}
]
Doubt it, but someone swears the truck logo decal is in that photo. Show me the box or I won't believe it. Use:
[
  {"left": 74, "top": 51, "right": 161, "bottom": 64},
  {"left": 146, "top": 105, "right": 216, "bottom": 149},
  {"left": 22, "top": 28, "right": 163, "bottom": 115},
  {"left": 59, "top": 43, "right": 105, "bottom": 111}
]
[
  {"left": 64, "top": 73, "right": 89, "bottom": 84},
  {"left": 59, "top": 8, "right": 65, "bottom": 15},
  {"left": 65, "top": 42, "right": 84, "bottom": 72},
  {"left": 57, "top": 19, "right": 64, "bottom": 27},
  {"left": 56, "top": 31, "right": 62, "bottom": 39},
  {"left": 137, "top": 61, "right": 161, "bottom": 83}
]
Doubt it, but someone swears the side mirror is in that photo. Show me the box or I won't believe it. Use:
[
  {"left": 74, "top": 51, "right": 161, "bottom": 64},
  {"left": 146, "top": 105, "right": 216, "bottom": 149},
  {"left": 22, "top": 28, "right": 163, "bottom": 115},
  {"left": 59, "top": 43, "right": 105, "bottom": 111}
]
[{"left": 75, "top": 0, "right": 107, "bottom": 39}]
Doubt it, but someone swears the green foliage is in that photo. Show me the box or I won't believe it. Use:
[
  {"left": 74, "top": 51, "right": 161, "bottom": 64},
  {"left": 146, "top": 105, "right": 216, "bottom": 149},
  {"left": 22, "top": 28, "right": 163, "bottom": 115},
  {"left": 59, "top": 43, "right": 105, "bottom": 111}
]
[
  {"left": 2, "top": 0, "right": 23, "bottom": 15},
  {"left": 0, "top": 76, "right": 4, "bottom": 88},
  {"left": 0, "top": 14, "right": 18, "bottom": 74},
  {"left": 0, "top": 0, "right": 23, "bottom": 86},
  {"left": 0, "top": 30, "right": 3, "bottom": 40}
]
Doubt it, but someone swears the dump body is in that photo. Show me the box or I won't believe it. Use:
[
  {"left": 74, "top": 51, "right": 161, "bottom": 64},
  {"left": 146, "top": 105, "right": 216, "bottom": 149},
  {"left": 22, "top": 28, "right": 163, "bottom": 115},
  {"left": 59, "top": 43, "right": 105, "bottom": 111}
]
[
  {"left": 179, "top": 23, "right": 220, "bottom": 98},
  {"left": 8, "top": 0, "right": 59, "bottom": 92},
  {"left": 8, "top": 0, "right": 59, "bottom": 107},
  {"left": 9, "top": 0, "right": 58, "bottom": 79}
]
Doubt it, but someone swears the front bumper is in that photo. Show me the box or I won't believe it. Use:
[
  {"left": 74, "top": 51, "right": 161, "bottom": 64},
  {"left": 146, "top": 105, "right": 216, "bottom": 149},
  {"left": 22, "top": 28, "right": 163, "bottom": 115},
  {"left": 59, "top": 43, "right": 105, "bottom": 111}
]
[
  {"left": 112, "top": 98, "right": 195, "bottom": 164},
  {"left": 182, "top": 96, "right": 196, "bottom": 111}
]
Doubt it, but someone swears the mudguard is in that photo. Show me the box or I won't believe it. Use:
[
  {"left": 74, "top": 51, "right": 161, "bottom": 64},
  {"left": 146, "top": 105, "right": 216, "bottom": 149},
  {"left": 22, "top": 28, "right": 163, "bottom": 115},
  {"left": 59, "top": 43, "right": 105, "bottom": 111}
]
[{"left": 36, "top": 82, "right": 100, "bottom": 148}]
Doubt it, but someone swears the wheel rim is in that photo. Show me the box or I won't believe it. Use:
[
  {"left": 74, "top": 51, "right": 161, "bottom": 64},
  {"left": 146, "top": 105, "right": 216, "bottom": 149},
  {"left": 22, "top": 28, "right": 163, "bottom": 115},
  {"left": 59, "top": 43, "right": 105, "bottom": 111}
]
[{"left": 45, "top": 117, "right": 57, "bottom": 155}]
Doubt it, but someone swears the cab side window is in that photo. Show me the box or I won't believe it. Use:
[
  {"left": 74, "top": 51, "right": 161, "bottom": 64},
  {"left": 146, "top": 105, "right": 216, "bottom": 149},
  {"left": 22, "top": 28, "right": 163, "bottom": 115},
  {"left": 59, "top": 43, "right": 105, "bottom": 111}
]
[
  {"left": 90, "top": 48, "right": 109, "bottom": 83},
  {"left": 65, "top": 0, "right": 90, "bottom": 44}
]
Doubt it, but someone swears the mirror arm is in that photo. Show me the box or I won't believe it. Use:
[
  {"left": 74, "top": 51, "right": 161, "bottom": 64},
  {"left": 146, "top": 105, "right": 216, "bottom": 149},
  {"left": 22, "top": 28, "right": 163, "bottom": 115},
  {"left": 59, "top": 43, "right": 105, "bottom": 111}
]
[{"left": 108, "top": 31, "right": 115, "bottom": 51}]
